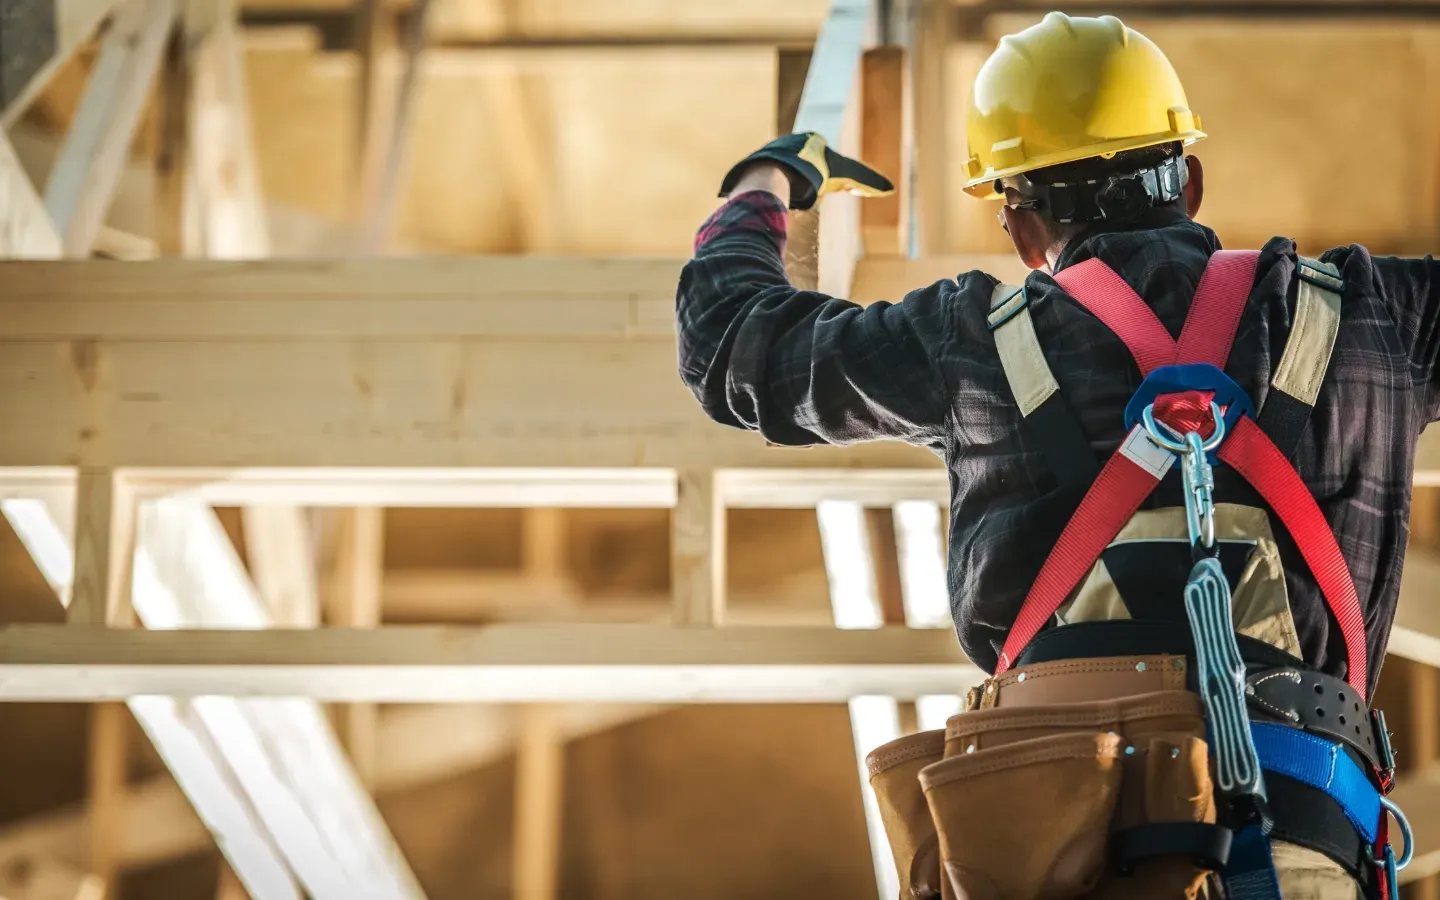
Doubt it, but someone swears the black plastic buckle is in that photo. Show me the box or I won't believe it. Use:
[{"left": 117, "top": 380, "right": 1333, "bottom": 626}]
[{"left": 1372, "top": 709, "right": 1396, "bottom": 792}]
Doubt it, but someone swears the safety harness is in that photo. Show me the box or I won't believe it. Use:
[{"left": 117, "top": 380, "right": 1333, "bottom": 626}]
[{"left": 985, "top": 251, "right": 1411, "bottom": 899}]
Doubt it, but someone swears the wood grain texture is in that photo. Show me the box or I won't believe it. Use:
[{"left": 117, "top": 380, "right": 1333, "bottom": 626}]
[{"left": 670, "top": 469, "right": 725, "bottom": 626}]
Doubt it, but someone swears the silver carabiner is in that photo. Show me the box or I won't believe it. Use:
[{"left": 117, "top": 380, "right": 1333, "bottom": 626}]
[{"left": 1141, "top": 402, "right": 1226, "bottom": 550}]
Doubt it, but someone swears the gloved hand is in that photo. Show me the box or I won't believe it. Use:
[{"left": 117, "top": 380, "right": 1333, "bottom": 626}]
[{"left": 718, "top": 132, "right": 894, "bottom": 211}]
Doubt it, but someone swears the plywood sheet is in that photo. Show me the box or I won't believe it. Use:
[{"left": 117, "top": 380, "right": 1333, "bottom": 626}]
[
  {"left": 244, "top": 34, "right": 778, "bottom": 254},
  {"left": 946, "top": 18, "right": 1440, "bottom": 257}
]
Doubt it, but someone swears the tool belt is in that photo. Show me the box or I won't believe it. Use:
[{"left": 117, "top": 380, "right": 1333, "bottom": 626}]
[{"left": 867, "top": 622, "right": 1405, "bottom": 900}]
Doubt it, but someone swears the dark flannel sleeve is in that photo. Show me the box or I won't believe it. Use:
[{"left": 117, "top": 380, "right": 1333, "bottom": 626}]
[
  {"left": 1326, "top": 248, "right": 1440, "bottom": 422},
  {"left": 676, "top": 190, "right": 959, "bottom": 449}
]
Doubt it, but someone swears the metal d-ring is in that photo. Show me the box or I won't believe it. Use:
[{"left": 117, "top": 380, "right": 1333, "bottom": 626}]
[
  {"left": 1382, "top": 795, "right": 1414, "bottom": 871},
  {"left": 1141, "top": 401, "right": 1227, "bottom": 453}
]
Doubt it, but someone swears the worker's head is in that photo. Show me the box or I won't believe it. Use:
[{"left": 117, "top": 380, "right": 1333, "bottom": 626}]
[{"left": 965, "top": 13, "right": 1206, "bottom": 270}]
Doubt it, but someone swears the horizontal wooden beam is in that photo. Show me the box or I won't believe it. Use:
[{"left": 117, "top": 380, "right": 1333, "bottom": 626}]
[{"left": 0, "top": 624, "right": 982, "bottom": 701}]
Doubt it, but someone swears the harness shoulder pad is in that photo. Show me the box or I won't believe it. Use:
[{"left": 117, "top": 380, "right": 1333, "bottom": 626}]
[
  {"left": 1255, "top": 255, "right": 1343, "bottom": 458},
  {"left": 986, "top": 283, "right": 1056, "bottom": 416}
]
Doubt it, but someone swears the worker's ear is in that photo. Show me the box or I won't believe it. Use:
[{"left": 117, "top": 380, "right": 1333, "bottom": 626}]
[
  {"left": 1001, "top": 204, "right": 1051, "bottom": 271},
  {"left": 1183, "top": 156, "right": 1204, "bottom": 220}
]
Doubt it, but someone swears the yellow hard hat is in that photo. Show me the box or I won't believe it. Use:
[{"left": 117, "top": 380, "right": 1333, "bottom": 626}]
[{"left": 963, "top": 12, "right": 1205, "bottom": 199}]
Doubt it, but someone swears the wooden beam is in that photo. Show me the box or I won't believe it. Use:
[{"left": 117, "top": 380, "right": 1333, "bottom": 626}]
[
  {"left": 512, "top": 705, "right": 564, "bottom": 900},
  {"left": 42, "top": 0, "right": 175, "bottom": 257},
  {"left": 671, "top": 469, "right": 726, "bottom": 626},
  {"left": 132, "top": 499, "right": 422, "bottom": 900},
  {"left": 785, "top": 0, "right": 874, "bottom": 296},
  {"left": 0, "top": 131, "right": 63, "bottom": 258},
  {"left": 0, "top": 624, "right": 984, "bottom": 701},
  {"left": 351, "top": 0, "right": 397, "bottom": 199},
  {"left": 859, "top": 46, "right": 910, "bottom": 257}
]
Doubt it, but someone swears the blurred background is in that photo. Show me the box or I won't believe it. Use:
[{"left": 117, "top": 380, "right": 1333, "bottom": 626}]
[{"left": 2, "top": 1, "right": 1440, "bottom": 899}]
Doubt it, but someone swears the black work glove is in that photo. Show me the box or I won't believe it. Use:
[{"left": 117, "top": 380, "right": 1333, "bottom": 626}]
[{"left": 718, "top": 132, "right": 894, "bottom": 211}]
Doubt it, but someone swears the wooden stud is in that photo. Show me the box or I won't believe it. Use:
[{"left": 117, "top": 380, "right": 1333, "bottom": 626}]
[
  {"left": 187, "top": 4, "right": 271, "bottom": 259},
  {"left": 911, "top": 0, "right": 954, "bottom": 255},
  {"left": 241, "top": 506, "right": 321, "bottom": 628},
  {"left": 860, "top": 46, "right": 910, "bottom": 257},
  {"left": 352, "top": 0, "right": 397, "bottom": 201},
  {"left": 68, "top": 469, "right": 135, "bottom": 627},
  {"left": 328, "top": 507, "right": 385, "bottom": 787},
  {"left": 513, "top": 704, "right": 564, "bottom": 900},
  {"left": 671, "top": 469, "right": 726, "bottom": 627},
  {"left": 86, "top": 703, "right": 127, "bottom": 898},
  {"left": 356, "top": 0, "right": 435, "bottom": 253},
  {"left": 43, "top": 0, "right": 176, "bottom": 257}
]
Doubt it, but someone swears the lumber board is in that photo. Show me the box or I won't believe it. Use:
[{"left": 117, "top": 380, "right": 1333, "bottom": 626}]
[
  {"left": 0, "top": 624, "right": 984, "bottom": 701},
  {"left": 944, "top": 19, "right": 1440, "bottom": 257}
]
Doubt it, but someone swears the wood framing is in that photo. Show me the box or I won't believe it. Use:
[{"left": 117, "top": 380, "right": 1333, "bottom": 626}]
[
  {"left": 0, "top": 624, "right": 984, "bottom": 701},
  {"left": 68, "top": 468, "right": 135, "bottom": 626},
  {"left": 671, "top": 469, "right": 726, "bottom": 626},
  {"left": 859, "top": 46, "right": 910, "bottom": 257},
  {"left": 0, "top": 703, "right": 664, "bottom": 870},
  {"left": 42, "top": 0, "right": 176, "bottom": 257}
]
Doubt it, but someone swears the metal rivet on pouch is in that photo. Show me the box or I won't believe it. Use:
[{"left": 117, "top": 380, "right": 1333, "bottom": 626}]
[
  {"left": 966, "top": 744, "right": 976, "bottom": 754},
  {"left": 1017, "top": 672, "right": 1027, "bottom": 682},
  {"left": 1171, "top": 748, "right": 1181, "bottom": 759},
  {"left": 1124, "top": 745, "right": 1136, "bottom": 756},
  {"left": 1135, "top": 662, "right": 1147, "bottom": 672}
]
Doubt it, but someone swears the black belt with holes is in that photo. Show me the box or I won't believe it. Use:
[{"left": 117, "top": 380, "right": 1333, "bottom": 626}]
[
  {"left": 1013, "top": 620, "right": 1388, "bottom": 774},
  {"left": 1015, "top": 620, "right": 1388, "bottom": 890}
]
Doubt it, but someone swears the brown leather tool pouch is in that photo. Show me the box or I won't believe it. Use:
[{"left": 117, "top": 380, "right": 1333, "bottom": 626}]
[
  {"left": 920, "top": 731, "right": 1124, "bottom": 900},
  {"left": 866, "top": 729, "right": 947, "bottom": 899},
  {"left": 924, "top": 690, "right": 1217, "bottom": 900}
]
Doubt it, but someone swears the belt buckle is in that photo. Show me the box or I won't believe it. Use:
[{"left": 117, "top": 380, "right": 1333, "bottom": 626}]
[{"left": 1372, "top": 709, "right": 1396, "bottom": 791}]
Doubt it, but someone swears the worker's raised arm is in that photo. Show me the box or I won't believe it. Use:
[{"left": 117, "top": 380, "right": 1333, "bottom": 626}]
[
  {"left": 675, "top": 137, "right": 970, "bottom": 451},
  {"left": 1325, "top": 248, "right": 1440, "bottom": 422}
]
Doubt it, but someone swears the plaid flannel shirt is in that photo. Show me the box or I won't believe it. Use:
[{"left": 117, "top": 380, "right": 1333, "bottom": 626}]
[{"left": 677, "top": 190, "right": 1440, "bottom": 693}]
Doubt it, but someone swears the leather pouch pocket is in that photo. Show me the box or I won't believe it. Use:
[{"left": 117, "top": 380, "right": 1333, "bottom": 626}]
[
  {"left": 920, "top": 732, "right": 1124, "bottom": 900},
  {"left": 866, "top": 729, "right": 947, "bottom": 899}
]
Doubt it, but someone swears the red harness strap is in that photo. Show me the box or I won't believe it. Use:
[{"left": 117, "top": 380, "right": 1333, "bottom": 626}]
[{"left": 994, "top": 251, "right": 1370, "bottom": 697}]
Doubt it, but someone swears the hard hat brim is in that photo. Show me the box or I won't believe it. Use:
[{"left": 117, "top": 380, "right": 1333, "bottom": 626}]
[{"left": 963, "top": 130, "right": 1207, "bottom": 199}]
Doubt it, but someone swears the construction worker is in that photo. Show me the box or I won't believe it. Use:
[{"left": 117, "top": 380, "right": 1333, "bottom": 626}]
[{"left": 675, "top": 11, "right": 1431, "bottom": 900}]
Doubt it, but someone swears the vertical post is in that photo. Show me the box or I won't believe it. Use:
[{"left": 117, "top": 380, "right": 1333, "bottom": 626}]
[
  {"left": 671, "top": 469, "right": 726, "bottom": 627},
  {"left": 70, "top": 468, "right": 135, "bottom": 627},
  {"left": 330, "top": 506, "right": 384, "bottom": 787},
  {"left": 514, "top": 510, "right": 567, "bottom": 900},
  {"left": 860, "top": 46, "right": 911, "bottom": 258},
  {"left": 72, "top": 468, "right": 136, "bottom": 900},
  {"left": 88, "top": 701, "right": 128, "bottom": 899},
  {"left": 912, "top": 0, "right": 955, "bottom": 256}
]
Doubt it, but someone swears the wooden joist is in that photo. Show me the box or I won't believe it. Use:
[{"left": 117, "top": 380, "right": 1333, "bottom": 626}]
[{"left": 0, "top": 624, "right": 984, "bottom": 701}]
